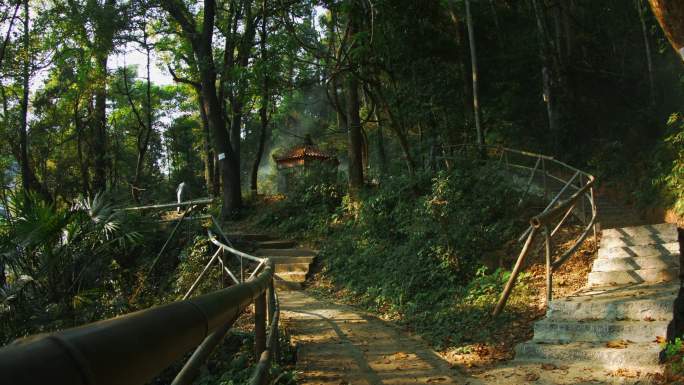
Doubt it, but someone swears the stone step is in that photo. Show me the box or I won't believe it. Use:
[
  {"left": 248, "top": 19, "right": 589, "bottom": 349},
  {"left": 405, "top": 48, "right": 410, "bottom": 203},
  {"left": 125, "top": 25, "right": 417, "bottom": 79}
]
[
  {"left": 532, "top": 319, "right": 668, "bottom": 343},
  {"left": 592, "top": 255, "right": 679, "bottom": 272},
  {"left": 275, "top": 271, "right": 307, "bottom": 283},
  {"left": 274, "top": 262, "right": 311, "bottom": 274},
  {"left": 266, "top": 256, "right": 316, "bottom": 264},
  {"left": 258, "top": 240, "right": 297, "bottom": 249},
  {"left": 546, "top": 285, "right": 679, "bottom": 321},
  {"left": 256, "top": 248, "right": 318, "bottom": 257},
  {"left": 515, "top": 341, "right": 663, "bottom": 373},
  {"left": 598, "top": 242, "right": 679, "bottom": 259},
  {"left": 274, "top": 279, "right": 303, "bottom": 291},
  {"left": 588, "top": 268, "right": 678, "bottom": 286},
  {"left": 601, "top": 234, "right": 677, "bottom": 249},
  {"left": 224, "top": 233, "right": 272, "bottom": 242},
  {"left": 602, "top": 223, "right": 677, "bottom": 240}
]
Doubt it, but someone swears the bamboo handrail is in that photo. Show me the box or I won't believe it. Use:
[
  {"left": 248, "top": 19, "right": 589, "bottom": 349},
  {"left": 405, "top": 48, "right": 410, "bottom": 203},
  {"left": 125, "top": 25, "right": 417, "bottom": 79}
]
[{"left": 437, "top": 144, "right": 598, "bottom": 317}]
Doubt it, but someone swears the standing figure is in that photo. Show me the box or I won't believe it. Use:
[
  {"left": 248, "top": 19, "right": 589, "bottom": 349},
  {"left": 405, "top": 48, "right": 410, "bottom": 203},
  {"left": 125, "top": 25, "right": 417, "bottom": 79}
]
[{"left": 176, "top": 182, "right": 186, "bottom": 213}]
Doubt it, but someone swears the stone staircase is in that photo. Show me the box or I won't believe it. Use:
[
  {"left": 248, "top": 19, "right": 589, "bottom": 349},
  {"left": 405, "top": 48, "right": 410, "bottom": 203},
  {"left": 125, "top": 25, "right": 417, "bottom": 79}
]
[
  {"left": 224, "top": 232, "right": 317, "bottom": 291},
  {"left": 515, "top": 223, "right": 681, "bottom": 375}
]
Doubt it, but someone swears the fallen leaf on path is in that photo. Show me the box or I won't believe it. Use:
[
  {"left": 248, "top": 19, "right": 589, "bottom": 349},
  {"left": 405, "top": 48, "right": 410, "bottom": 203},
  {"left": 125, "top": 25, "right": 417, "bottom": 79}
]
[
  {"left": 524, "top": 372, "right": 540, "bottom": 381},
  {"left": 541, "top": 363, "right": 557, "bottom": 370},
  {"left": 426, "top": 377, "right": 448, "bottom": 383},
  {"left": 606, "top": 340, "right": 629, "bottom": 349}
]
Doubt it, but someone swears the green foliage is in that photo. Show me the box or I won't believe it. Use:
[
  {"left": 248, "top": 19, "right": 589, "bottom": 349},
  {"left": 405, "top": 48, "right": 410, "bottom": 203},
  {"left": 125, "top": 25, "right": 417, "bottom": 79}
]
[
  {"left": 663, "top": 336, "right": 684, "bottom": 374},
  {"left": 0, "top": 191, "right": 145, "bottom": 342},
  {"left": 655, "top": 113, "right": 684, "bottom": 215},
  {"left": 255, "top": 167, "right": 345, "bottom": 237}
]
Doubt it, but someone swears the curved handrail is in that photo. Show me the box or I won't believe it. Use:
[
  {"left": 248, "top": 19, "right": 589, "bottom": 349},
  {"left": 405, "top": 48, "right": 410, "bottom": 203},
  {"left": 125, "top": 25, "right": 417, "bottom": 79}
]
[
  {"left": 0, "top": 235, "right": 281, "bottom": 385},
  {"left": 434, "top": 144, "right": 598, "bottom": 316}
]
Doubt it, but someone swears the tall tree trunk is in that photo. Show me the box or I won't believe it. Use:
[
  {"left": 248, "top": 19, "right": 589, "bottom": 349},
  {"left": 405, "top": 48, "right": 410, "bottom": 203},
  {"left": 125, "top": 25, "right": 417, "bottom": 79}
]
[
  {"left": 74, "top": 100, "right": 90, "bottom": 196},
  {"left": 18, "top": 0, "right": 33, "bottom": 194},
  {"left": 250, "top": 0, "right": 269, "bottom": 195},
  {"left": 447, "top": 6, "right": 472, "bottom": 144},
  {"left": 346, "top": 76, "right": 364, "bottom": 190},
  {"left": 346, "top": 0, "right": 364, "bottom": 191},
  {"left": 161, "top": 0, "right": 243, "bottom": 218},
  {"left": 375, "top": 111, "right": 387, "bottom": 178},
  {"left": 92, "top": 52, "right": 108, "bottom": 193},
  {"left": 465, "top": 0, "right": 483, "bottom": 146},
  {"left": 648, "top": 0, "right": 684, "bottom": 60},
  {"left": 198, "top": 94, "right": 216, "bottom": 196},
  {"left": 126, "top": 39, "right": 155, "bottom": 202},
  {"left": 532, "top": 0, "right": 564, "bottom": 150},
  {"left": 639, "top": 0, "right": 657, "bottom": 106},
  {"left": 0, "top": 2, "right": 20, "bottom": 70}
]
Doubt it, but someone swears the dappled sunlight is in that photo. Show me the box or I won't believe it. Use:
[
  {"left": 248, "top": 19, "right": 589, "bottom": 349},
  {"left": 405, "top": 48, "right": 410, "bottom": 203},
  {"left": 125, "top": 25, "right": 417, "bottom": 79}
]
[{"left": 281, "top": 290, "right": 467, "bottom": 384}]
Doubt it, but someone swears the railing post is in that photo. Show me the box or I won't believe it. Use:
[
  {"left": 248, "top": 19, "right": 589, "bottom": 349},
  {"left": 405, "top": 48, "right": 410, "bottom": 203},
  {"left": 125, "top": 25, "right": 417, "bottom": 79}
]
[
  {"left": 255, "top": 290, "right": 267, "bottom": 358},
  {"left": 589, "top": 186, "right": 598, "bottom": 253},
  {"left": 267, "top": 279, "right": 279, "bottom": 362},
  {"left": 240, "top": 256, "right": 244, "bottom": 283},
  {"left": 541, "top": 158, "right": 548, "bottom": 201},
  {"left": 578, "top": 174, "right": 587, "bottom": 223},
  {"left": 492, "top": 227, "right": 538, "bottom": 316},
  {"left": 544, "top": 225, "right": 552, "bottom": 306}
]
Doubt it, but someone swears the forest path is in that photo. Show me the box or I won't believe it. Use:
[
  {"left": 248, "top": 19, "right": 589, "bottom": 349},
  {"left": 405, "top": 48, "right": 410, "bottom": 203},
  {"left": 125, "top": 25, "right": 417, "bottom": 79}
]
[
  {"left": 280, "top": 290, "right": 663, "bottom": 384},
  {"left": 280, "top": 290, "right": 471, "bottom": 385}
]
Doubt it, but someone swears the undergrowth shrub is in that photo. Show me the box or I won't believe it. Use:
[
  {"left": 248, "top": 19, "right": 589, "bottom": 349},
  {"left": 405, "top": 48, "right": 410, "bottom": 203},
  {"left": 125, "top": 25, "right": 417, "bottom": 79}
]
[{"left": 255, "top": 167, "right": 345, "bottom": 237}]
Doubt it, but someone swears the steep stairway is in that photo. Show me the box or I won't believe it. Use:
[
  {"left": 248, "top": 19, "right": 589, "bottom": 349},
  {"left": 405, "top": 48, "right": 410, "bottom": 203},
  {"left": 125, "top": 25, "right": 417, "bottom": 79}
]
[
  {"left": 515, "top": 223, "right": 681, "bottom": 375},
  {"left": 255, "top": 247, "right": 317, "bottom": 290},
  {"left": 224, "top": 232, "right": 317, "bottom": 290}
]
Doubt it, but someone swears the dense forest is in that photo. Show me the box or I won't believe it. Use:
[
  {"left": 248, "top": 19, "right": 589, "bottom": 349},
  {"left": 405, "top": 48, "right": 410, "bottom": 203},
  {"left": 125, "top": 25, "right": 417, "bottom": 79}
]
[
  {"left": 1, "top": 0, "right": 682, "bottom": 210},
  {"left": 1, "top": 0, "right": 684, "bottom": 383}
]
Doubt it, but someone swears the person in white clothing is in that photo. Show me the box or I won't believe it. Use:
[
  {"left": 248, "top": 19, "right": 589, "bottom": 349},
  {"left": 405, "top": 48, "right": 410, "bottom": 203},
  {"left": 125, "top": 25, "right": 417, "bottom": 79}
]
[{"left": 176, "top": 182, "right": 186, "bottom": 213}]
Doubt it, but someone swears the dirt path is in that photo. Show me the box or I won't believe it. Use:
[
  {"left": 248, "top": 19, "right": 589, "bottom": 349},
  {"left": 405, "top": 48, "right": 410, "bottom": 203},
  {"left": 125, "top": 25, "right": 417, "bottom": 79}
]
[{"left": 280, "top": 290, "right": 472, "bottom": 385}]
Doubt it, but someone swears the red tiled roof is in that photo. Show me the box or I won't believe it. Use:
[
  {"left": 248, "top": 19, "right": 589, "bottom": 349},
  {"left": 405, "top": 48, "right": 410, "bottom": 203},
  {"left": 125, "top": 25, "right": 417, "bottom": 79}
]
[{"left": 274, "top": 145, "right": 337, "bottom": 163}]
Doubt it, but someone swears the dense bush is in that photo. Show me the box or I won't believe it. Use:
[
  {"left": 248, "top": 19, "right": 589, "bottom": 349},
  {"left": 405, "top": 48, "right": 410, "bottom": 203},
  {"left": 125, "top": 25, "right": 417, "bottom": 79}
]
[{"left": 0, "top": 192, "right": 146, "bottom": 342}]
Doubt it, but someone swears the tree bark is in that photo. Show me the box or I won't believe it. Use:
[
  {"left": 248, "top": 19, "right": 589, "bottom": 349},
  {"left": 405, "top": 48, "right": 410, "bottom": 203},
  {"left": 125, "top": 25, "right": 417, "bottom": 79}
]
[
  {"left": 648, "top": 0, "right": 684, "bottom": 61},
  {"left": 465, "top": 0, "right": 483, "bottom": 147}
]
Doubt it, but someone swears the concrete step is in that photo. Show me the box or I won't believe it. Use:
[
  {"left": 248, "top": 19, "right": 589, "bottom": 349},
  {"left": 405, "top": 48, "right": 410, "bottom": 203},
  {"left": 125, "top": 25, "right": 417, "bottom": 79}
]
[
  {"left": 602, "top": 223, "right": 677, "bottom": 240},
  {"left": 257, "top": 240, "right": 297, "bottom": 249},
  {"left": 547, "top": 289, "right": 677, "bottom": 321},
  {"left": 274, "top": 262, "right": 311, "bottom": 274},
  {"left": 592, "top": 255, "right": 679, "bottom": 272},
  {"left": 588, "top": 268, "right": 679, "bottom": 286},
  {"left": 275, "top": 272, "right": 307, "bottom": 283},
  {"left": 514, "top": 341, "right": 663, "bottom": 373},
  {"left": 601, "top": 234, "right": 677, "bottom": 248},
  {"left": 263, "top": 256, "right": 316, "bottom": 264},
  {"left": 532, "top": 319, "right": 668, "bottom": 343},
  {"left": 256, "top": 248, "right": 318, "bottom": 257},
  {"left": 598, "top": 242, "right": 679, "bottom": 259}
]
